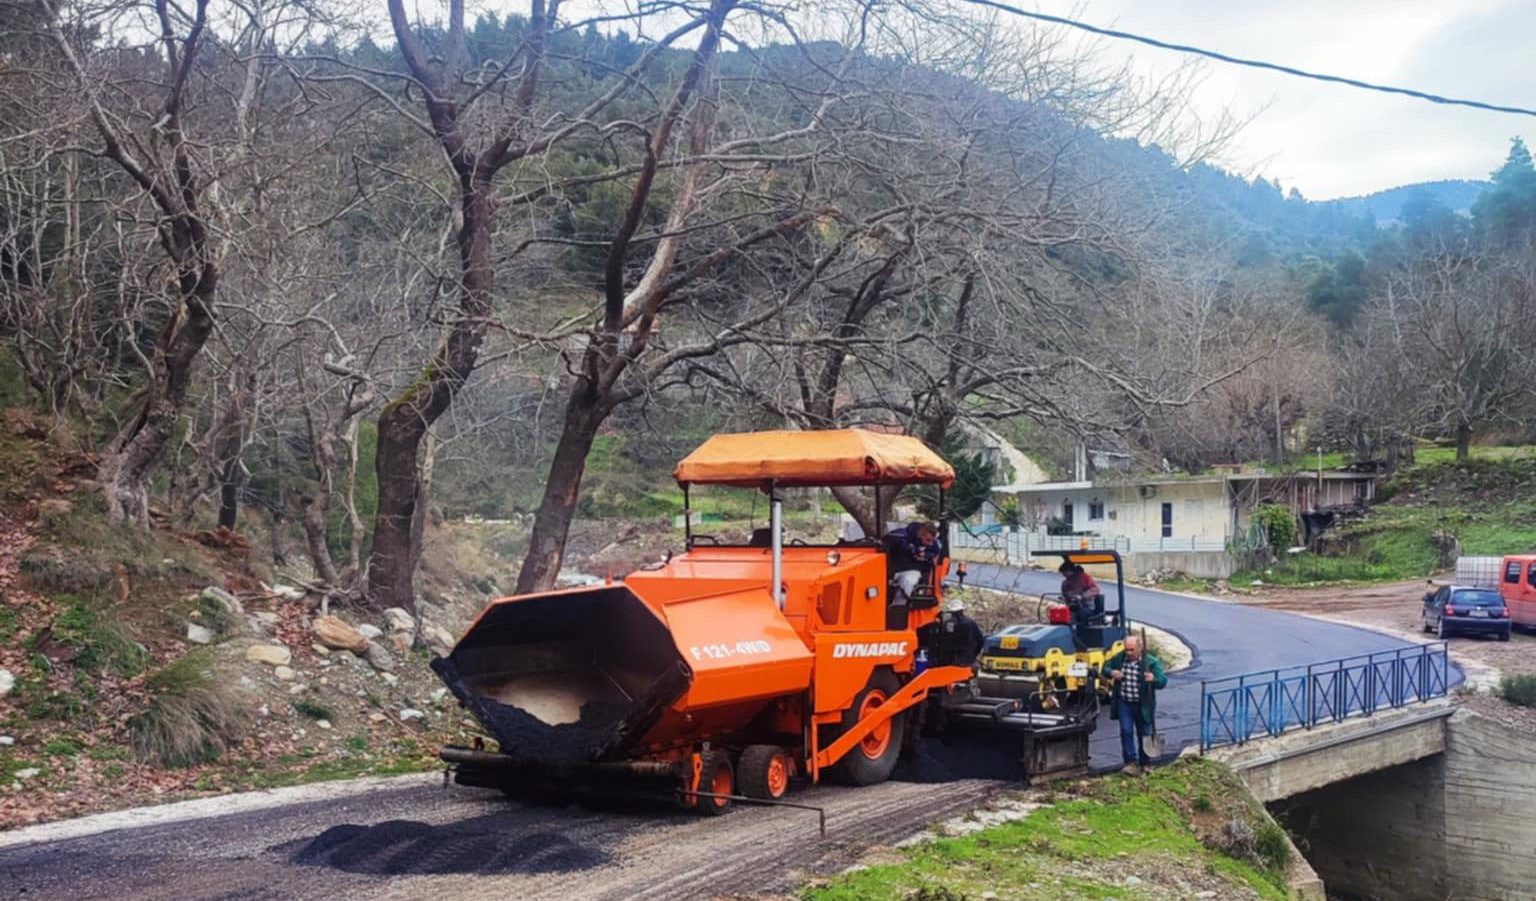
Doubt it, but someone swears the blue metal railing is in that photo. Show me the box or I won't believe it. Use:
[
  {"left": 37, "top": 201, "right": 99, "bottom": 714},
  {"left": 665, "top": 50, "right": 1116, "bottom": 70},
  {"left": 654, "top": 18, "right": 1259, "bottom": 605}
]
[{"left": 1199, "top": 642, "right": 1451, "bottom": 750}]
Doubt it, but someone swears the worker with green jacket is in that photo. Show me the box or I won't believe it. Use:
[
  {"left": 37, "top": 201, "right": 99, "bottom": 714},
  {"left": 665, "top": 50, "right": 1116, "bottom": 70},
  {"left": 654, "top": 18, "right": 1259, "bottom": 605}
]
[{"left": 1105, "top": 635, "right": 1167, "bottom": 774}]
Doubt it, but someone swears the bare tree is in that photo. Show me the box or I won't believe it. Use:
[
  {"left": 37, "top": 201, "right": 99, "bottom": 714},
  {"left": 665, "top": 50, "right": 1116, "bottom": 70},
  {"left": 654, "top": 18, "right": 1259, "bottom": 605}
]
[{"left": 38, "top": 0, "right": 224, "bottom": 524}]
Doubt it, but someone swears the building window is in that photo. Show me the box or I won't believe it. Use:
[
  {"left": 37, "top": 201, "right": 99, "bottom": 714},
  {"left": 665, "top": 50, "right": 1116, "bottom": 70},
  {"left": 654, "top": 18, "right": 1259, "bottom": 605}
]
[
  {"left": 1161, "top": 502, "right": 1173, "bottom": 538},
  {"left": 1089, "top": 500, "right": 1105, "bottom": 521}
]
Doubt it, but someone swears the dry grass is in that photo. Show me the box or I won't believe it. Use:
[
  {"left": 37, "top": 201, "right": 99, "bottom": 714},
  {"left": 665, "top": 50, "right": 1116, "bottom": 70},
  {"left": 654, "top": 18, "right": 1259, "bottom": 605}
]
[{"left": 128, "top": 651, "right": 249, "bottom": 767}]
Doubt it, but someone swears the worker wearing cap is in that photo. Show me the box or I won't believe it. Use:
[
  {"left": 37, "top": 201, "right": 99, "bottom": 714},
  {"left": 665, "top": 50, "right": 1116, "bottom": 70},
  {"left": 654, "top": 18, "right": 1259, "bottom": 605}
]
[
  {"left": 1105, "top": 635, "right": 1167, "bottom": 775},
  {"left": 1058, "top": 562, "right": 1101, "bottom": 646},
  {"left": 935, "top": 597, "right": 985, "bottom": 666},
  {"left": 1058, "top": 562, "right": 1099, "bottom": 599},
  {"left": 887, "top": 521, "right": 944, "bottom": 602}
]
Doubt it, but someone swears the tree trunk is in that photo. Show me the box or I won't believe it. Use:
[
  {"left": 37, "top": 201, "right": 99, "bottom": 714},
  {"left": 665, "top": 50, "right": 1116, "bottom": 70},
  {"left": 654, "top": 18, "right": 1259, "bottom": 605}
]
[
  {"left": 303, "top": 491, "right": 340, "bottom": 587},
  {"left": 98, "top": 300, "right": 216, "bottom": 525},
  {"left": 363, "top": 179, "right": 495, "bottom": 612},
  {"left": 514, "top": 394, "right": 607, "bottom": 594},
  {"left": 1455, "top": 422, "right": 1471, "bottom": 461},
  {"left": 343, "top": 417, "right": 366, "bottom": 578},
  {"left": 217, "top": 461, "right": 241, "bottom": 530}
]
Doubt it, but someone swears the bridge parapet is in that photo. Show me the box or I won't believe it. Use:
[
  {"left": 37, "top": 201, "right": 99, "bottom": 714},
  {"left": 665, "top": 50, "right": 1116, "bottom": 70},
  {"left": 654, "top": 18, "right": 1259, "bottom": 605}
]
[{"left": 1200, "top": 642, "right": 1452, "bottom": 751}]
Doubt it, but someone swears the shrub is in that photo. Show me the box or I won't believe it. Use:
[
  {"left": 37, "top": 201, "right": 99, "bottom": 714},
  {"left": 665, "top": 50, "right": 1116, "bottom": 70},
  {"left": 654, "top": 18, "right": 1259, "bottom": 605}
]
[
  {"left": 197, "top": 592, "right": 237, "bottom": 638},
  {"left": 1500, "top": 674, "right": 1536, "bottom": 707},
  {"left": 1253, "top": 504, "right": 1298, "bottom": 550},
  {"left": 292, "top": 698, "right": 334, "bottom": 721},
  {"left": 1192, "top": 793, "right": 1214, "bottom": 813},
  {"left": 19, "top": 549, "right": 112, "bottom": 595},
  {"left": 129, "top": 652, "right": 249, "bottom": 767},
  {"left": 1254, "top": 821, "right": 1293, "bottom": 872}
]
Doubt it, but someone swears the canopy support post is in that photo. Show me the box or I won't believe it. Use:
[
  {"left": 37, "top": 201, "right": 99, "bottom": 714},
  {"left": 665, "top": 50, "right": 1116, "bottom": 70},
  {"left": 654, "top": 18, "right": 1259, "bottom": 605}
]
[
  {"left": 770, "top": 482, "right": 784, "bottom": 610},
  {"left": 683, "top": 484, "right": 692, "bottom": 548}
]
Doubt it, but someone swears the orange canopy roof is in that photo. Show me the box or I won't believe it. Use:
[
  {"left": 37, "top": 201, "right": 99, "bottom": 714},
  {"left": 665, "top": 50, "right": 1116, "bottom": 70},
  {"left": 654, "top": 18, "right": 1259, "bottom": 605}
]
[{"left": 674, "top": 428, "right": 955, "bottom": 489}]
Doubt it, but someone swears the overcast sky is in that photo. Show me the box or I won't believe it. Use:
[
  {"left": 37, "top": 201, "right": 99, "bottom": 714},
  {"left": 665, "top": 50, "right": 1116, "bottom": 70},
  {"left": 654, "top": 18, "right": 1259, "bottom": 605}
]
[{"left": 1023, "top": 0, "right": 1533, "bottom": 200}]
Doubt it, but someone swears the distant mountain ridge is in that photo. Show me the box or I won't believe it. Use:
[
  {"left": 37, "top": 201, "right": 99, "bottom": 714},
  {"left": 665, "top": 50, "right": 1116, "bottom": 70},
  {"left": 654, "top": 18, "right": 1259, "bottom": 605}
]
[{"left": 1323, "top": 179, "right": 1489, "bottom": 225}]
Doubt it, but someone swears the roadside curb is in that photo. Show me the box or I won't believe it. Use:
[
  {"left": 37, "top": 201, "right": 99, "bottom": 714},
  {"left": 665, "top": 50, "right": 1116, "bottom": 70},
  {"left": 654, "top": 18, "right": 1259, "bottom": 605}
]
[{"left": 0, "top": 771, "right": 441, "bottom": 850}]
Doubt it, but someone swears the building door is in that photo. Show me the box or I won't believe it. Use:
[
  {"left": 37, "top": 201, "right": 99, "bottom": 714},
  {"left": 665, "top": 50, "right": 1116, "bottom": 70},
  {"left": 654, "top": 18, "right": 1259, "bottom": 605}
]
[
  {"left": 1062, "top": 501, "right": 1073, "bottom": 530},
  {"left": 1161, "top": 502, "right": 1173, "bottom": 538}
]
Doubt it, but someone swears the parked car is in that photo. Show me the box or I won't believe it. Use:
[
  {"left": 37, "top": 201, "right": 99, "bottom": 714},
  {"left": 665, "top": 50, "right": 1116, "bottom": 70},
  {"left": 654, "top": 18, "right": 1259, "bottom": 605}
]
[{"left": 1422, "top": 584, "right": 1511, "bottom": 640}]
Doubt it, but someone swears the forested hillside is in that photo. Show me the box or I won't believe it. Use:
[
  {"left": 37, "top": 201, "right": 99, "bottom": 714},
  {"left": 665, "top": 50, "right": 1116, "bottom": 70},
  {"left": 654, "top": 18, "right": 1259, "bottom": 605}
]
[{"left": 3, "top": 0, "right": 1535, "bottom": 610}]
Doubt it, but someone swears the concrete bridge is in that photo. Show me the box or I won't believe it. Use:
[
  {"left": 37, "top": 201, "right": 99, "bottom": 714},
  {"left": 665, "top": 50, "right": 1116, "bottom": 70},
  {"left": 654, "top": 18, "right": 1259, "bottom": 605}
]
[{"left": 1207, "top": 699, "right": 1455, "bottom": 803}]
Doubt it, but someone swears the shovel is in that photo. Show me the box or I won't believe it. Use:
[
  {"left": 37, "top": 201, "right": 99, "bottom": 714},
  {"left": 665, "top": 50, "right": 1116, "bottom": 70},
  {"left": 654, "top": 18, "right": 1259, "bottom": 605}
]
[{"left": 1140, "top": 730, "right": 1166, "bottom": 761}]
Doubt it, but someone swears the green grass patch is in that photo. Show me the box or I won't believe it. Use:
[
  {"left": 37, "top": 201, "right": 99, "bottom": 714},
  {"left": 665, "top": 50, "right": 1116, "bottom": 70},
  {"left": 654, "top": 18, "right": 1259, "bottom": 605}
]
[
  {"left": 42, "top": 736, "right": 83, "bottom": 758},
  {"left": 44, "top": 594, "right": 147, "bottom": 676},
  {"left": 806, "top": 760, "right": 1287, "bottom": 901}
]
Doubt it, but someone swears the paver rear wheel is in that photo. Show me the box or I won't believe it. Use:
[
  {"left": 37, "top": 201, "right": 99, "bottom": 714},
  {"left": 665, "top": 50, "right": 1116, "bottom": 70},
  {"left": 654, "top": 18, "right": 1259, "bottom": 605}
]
[
  {"left": 679, "top": 751, "right": 734, "bottom": 816},
  {"left": 738, "top": 745, "right": 791, "bottom": 800}
]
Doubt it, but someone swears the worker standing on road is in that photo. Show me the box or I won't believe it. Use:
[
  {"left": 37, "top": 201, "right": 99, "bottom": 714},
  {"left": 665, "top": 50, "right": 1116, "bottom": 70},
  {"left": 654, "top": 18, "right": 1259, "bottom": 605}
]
[
  {"left": 887, "top": 521, "right": 944, "bottom": 601},
  {"left": 1105, "top": 635, "right": 1167, "bottom": 775}
]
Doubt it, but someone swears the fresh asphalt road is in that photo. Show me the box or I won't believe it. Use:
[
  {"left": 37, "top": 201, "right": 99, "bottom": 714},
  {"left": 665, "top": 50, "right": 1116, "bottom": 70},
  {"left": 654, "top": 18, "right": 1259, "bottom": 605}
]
[{"left": 962, "top": 562, "right": 1459, "bottom": 769}]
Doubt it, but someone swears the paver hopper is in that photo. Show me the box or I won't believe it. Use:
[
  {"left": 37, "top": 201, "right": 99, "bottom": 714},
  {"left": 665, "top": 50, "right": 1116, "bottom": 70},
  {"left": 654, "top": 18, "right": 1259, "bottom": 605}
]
[{"left": 436, "top": 429, "right": 977, "bottom": 813}]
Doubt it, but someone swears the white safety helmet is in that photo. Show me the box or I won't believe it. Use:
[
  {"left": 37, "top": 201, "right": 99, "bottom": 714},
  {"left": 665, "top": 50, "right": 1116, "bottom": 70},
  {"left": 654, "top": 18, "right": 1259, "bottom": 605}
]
[{"left": 943, "top": 597, "right": 966, "bottom": 614}]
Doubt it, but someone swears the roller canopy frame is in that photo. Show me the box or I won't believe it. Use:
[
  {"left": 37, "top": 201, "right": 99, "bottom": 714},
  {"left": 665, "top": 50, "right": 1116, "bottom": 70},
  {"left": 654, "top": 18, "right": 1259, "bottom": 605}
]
[{"left": 1031, "top": 548, "right": 1129, "bottom": 626}]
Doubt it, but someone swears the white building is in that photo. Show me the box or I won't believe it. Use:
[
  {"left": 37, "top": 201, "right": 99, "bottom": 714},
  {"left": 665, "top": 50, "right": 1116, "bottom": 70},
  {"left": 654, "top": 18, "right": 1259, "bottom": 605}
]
[{"left": 959, "top": 466, "right": 1379, "bottom": 578}]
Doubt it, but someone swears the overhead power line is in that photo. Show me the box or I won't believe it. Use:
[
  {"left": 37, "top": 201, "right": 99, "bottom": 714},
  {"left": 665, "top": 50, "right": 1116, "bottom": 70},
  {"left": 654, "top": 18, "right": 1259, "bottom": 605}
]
[{"left": 960, "top": 0, "right": 1536, "bottom": 119}]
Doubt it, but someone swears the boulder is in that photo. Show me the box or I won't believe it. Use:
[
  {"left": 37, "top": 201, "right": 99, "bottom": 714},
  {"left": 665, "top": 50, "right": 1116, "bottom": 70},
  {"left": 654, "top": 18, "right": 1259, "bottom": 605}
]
[
  {"left": 185, "top": 623, "right": 215, "bottom": 645},
  {"left": 0, "top": 736, "right": 14, "bottom": 746},
  {"left": 14, "top": 768, "right": 40, "bottom": 781},
  {"left": 423, "top": 624, "right": 457, "bottom": 653},
  {"left": 271, "top": 584, "right": 306, "bottom": 602},
  {"left": 0, "top": 669, "right": 14, "bottom": 698},
  {"left": 245, "top": 644, "right": 292, "bottom": 667},
  {"left": 38, "top": 498, "right": 73, "bottom": 519},
  {"left": 311, "top": 643, "right": 332, "bottom": 657},
  {"left": 274, "top": 666, "right": 296, "bottom": 681},
  {"left": 389, "top": 632, "right": 414, "bottom": 655},
  {"left": 382, "top": 607, "right": 416, "bottom": 633},
  {"left": 358, "top": 624, "right": 384, "bottom": 641},
  {"left": 312, "top": 615, "right": 369, "bottom": 654},
  {"left": 399, "top": 708, "right": 425, "bottom": 722},
  {"left": 363, "top": 641, "right": 397, "bottom": 673},
  {"left": 246, "top": 611, "right": 280, "bottom": 636},
  {"left": 200, "top": 586, "right": 243, "bottom": 617}
]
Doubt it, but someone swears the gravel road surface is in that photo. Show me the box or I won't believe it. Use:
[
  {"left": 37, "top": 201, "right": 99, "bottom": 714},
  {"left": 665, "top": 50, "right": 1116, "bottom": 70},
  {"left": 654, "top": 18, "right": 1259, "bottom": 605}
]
[{"left": 0, "top": 774, "right": 1001, "bottom": 901}]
